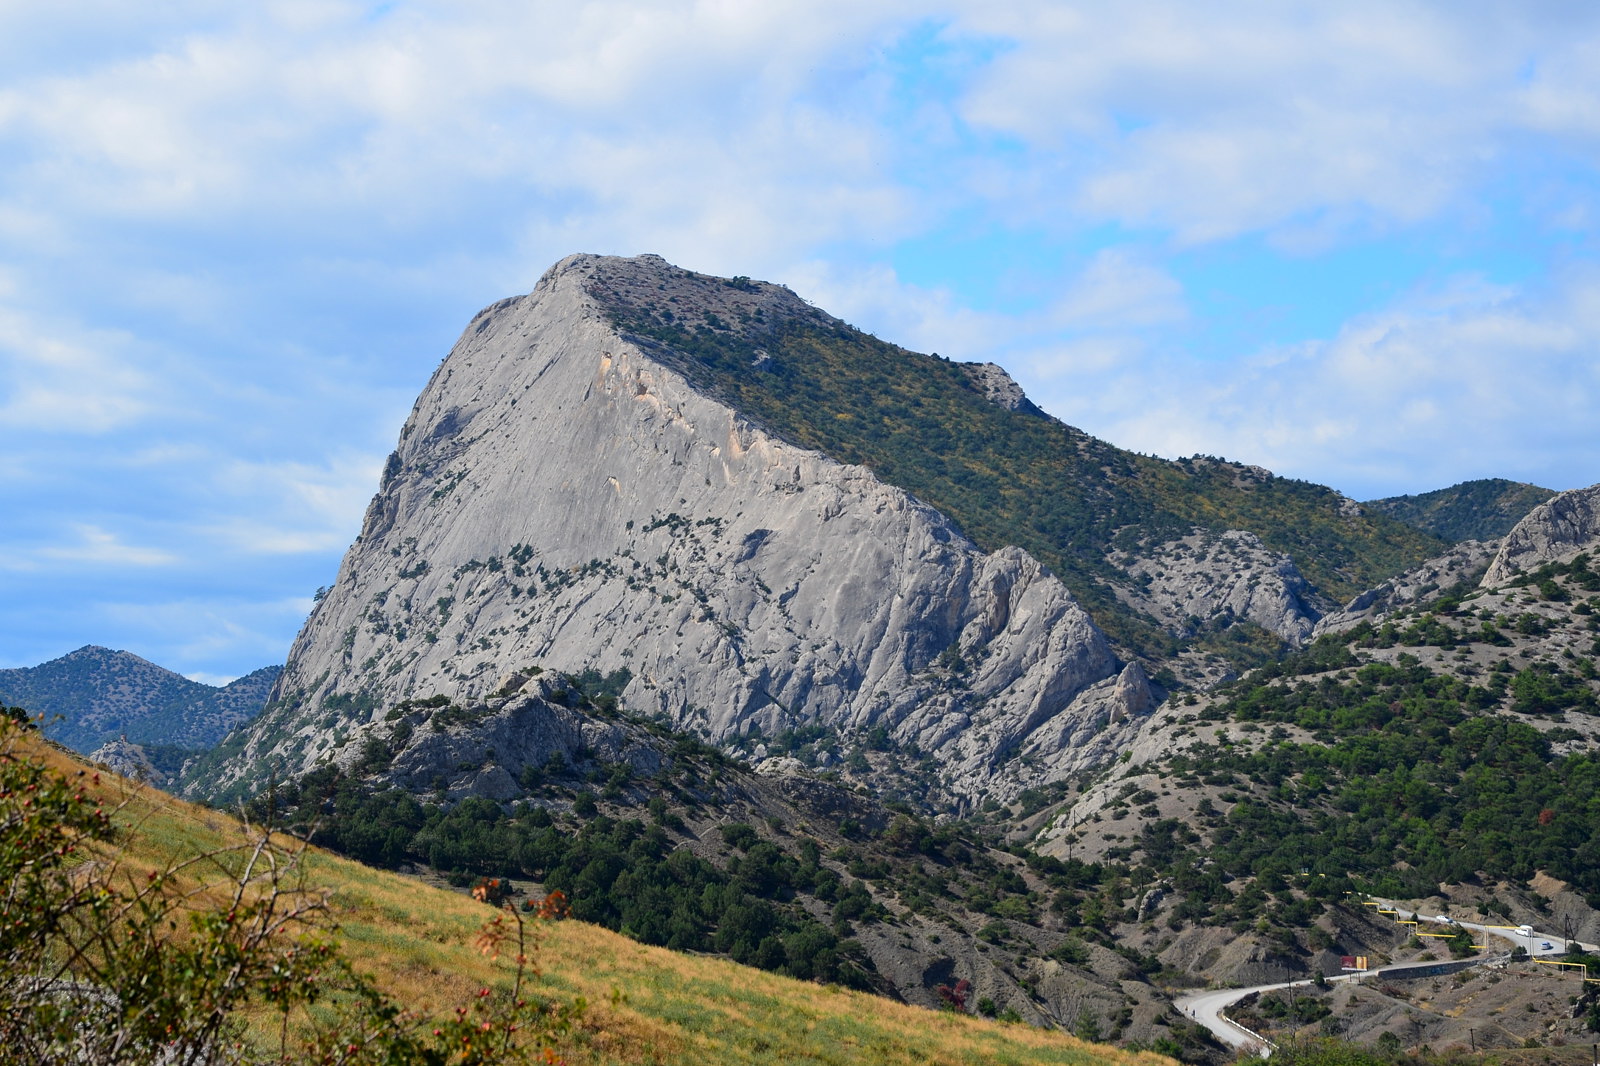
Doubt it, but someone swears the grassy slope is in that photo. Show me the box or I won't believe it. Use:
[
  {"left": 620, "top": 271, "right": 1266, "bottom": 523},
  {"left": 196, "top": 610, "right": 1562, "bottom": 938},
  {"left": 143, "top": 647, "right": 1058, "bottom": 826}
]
[
  {"left": 596, "top": 273, "right": 1446, "bottom": 659},
  {"left": 46, "top": 733, "right": 1166, "bottom": 1066}
]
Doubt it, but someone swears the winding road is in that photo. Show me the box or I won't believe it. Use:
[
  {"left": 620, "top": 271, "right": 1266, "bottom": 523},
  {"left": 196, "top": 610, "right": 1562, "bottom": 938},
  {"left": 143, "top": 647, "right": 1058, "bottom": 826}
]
[{"left": 1172, "top": 904, "right": 1595, "bottom": 1055}]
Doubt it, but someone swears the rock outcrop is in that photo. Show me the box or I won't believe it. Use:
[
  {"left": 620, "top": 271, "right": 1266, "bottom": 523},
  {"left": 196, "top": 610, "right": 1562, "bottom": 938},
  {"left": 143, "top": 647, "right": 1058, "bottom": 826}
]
[
  {"left": 1111, "top": 529, "right": 1325, "bottom": 644},
  {"left": 88, "top": 737, "right": 162, "bottom": 785},
  {"left": 961, "top": 362, "right": 1043, "bottom": 415},
  {"left": 206, "top": 254, "right": 1137, "bottom": 807},
  {"left": 1481, "top": 483, "right": 1600, "bottom": 588},
  {"left": 1314, "top": 539, "right": 1497, "bottom": 636}
]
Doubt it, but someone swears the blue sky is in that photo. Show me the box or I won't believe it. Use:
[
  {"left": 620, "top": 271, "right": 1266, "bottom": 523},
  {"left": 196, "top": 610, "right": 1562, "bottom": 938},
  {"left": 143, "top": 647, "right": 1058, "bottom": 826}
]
[{"left": 3, "top": 2, "right": 1599, "bottom": 682}]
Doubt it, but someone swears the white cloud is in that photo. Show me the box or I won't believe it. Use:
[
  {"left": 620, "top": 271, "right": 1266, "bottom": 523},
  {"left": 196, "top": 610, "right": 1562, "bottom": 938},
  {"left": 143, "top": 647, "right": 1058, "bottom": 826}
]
[
  {"left": 36, "top": 524, "right": 177, "bottom": 567},
  {"left": 950, "top": 2, "right": 1600, "bottom": 242},
  {"left": 0, "top": 1, "right": 925, "bottom": 253},
  {"left": 781, "top": 260, "right": 1009, "bottom": 361},
  {"left": 1045, "top": 248, "right": 1186, "bottom": 330},
  {"left": 0, "top": 306, "right": 154, "bottom": 432},
  {"left": 786, "top": 246, "right": 1186, "bottom": 367},
  {"left": 97, "top": 594, "right": 313, "bottom": 671},
  {"left": 206, "top": 451, "right": 385, "bottom": 555},
  {"left": 1024, "top": 267, "right": 1600, "bottom": 497},
  {"left": 3, "top": 1, "right": 1599, "bottom": 680}
]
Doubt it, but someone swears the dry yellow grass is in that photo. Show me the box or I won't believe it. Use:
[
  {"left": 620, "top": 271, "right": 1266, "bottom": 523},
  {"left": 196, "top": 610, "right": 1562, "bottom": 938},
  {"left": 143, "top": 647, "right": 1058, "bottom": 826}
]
[{"left": 43, "top": 735, "right": 1171, "bottom": 1066}]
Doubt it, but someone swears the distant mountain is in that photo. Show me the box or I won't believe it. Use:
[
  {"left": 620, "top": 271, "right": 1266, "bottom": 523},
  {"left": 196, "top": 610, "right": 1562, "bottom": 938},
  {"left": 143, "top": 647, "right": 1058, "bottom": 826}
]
[
  {"left": 0, "top": 646, "right": 278, "bottom": 755},
  {"left": 1364, "top": 477, "right": 1555, "bottom": 542}
]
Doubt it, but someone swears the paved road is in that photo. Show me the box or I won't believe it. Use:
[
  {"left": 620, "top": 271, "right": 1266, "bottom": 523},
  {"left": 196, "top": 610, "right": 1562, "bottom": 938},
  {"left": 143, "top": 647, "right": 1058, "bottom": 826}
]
[{"left": 1172, "top": 904, "right": 1596, "bottom": 1056}]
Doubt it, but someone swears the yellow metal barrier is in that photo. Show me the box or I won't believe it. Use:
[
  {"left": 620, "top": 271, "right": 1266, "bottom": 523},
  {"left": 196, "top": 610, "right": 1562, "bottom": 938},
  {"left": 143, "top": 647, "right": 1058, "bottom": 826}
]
[
  {"left": 1534, "top": 959, "right": 1600, "bottom": 984},
  {"left": 1366, "top": 903, "right": 1488, "bottom": 949}
]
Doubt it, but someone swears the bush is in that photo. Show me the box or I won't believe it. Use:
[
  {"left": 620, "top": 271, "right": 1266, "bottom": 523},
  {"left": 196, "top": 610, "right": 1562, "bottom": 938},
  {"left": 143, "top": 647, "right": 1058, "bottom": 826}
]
[{"left": 0, "top": 716, "right": 579, "bottom": 1064}]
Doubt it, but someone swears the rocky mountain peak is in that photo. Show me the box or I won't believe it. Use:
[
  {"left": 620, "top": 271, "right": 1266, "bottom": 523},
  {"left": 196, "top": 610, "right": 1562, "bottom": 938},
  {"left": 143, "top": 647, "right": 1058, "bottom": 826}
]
[{"left": 211, "top": 253, "right": 1142, "bottom": 809}]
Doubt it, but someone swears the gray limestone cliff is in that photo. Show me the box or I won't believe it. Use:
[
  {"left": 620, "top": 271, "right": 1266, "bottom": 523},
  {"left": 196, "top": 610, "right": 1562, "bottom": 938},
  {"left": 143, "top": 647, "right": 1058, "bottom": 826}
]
[
  {"left": 206, "top": 254, "right": 1140, "bottom": 807},
  {"left": 1481, "top": 483, "right": 1600, "bottom": 588}
]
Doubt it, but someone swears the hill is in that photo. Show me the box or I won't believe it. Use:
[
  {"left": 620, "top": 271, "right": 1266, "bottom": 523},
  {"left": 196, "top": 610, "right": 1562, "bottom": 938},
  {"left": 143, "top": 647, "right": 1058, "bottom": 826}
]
[
  {"left": 0, "top": 644, "right": 277, "bottom": 755},
  {"left": 181, "top": 669, "right": 1204, "bottom": 1046},
  {"left": 1364, "top": 479, "right": 1556, "bottom": 542},
  {"left": 0, "top": 714, "right": 1170, "bottom": 1066},
  {"left": 998, "top": 490, "right": 1600, "bottom": 1049}
]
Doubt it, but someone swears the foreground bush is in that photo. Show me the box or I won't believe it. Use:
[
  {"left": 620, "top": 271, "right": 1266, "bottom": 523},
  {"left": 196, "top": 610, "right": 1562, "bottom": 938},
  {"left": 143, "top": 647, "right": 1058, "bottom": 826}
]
[{"left": 0, "top": 711, "right": 578, "bottom": 1064}]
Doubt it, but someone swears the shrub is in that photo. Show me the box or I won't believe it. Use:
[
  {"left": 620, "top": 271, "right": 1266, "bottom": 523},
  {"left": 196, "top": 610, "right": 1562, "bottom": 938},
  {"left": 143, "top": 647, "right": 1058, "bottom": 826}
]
[{"left": 0, "top": 716, "right": 579, "bottom": 1064}]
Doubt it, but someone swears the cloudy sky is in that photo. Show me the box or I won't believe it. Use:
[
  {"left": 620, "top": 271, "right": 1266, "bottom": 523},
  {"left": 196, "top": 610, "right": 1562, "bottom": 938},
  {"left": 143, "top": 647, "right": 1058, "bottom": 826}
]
[{"left": 3, "top": 2, "right": 1599, "bottom": 682}]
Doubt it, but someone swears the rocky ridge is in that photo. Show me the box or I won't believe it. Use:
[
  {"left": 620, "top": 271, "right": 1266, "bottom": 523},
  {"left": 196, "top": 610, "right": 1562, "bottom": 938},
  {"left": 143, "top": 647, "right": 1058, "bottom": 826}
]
[
  {"left": 1062, "top": 481, "right": 1600, "bottom": 848},
  {"left": 1014, "top": 482, "right": 1600, "bottom": 1012},
  {"left": 1482, "top": 482, "right": 1600, "bottom": 587},
  {"left": 204, "top": 254, "right": 1149, "bottom": 808},
  {"left": 1313, "top": 538, "right": 1497, "bottom": 637}
]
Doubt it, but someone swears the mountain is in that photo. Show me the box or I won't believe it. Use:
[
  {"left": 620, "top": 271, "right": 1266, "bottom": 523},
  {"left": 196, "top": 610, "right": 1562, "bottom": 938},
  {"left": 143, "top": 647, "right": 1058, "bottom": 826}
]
[
  {"left": 158, "top": 252, "right": 1600, "bottom": 1054},
  {"left": 200, "top": 254, "right": 1160, "bottom": 810},
  {"left": 1364, "top": 478, "right": 1556, "bottom": 542},
  {"left": 177, "top": 482, "right": 1600, "bottom": 1055},
  {"left": 0, "top": 645, "right": 278, "bottom": 755},
  {"left": 192, "top": 253, "right": 1458, "bottom": 812},
  {"left": 590, "top": 261, "right": 1447, "bottom": 657}
]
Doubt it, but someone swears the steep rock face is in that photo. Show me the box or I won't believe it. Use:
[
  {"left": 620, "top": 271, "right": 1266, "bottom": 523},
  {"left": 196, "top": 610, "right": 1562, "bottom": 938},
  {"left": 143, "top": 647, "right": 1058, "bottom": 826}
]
[
  {"left": 1110, "top": 529, "right": 1325, "bottom": 644},
  {"left": 220, "top": 254, "right": 1131, "bottom": 807},
  {"left": 1313, "top": 540, "right": 1497, "bottom": 636},
  {"left": 1481, "top": 483, "right": 1600, "bottom": 588}
]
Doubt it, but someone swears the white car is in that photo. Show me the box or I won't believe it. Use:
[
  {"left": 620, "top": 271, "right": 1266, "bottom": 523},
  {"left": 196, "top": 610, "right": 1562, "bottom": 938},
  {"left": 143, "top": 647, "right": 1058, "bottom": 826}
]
[{"left": 1540, "top": 941, "right": 1553, "bottom": 951}]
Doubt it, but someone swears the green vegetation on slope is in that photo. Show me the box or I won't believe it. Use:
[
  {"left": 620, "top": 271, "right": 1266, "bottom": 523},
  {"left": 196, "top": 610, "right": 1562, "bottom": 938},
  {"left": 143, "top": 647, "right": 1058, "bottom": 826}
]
[
  {"left": 262, "top": 772, "right": 889, "bottom": 992},
  {"left": 1365, "top": 478, "right": 1556, "bottom": 542},
  {"left": 1175, "top": 656, "right": 1600, "bottom": 903},
  {"left": 596, "top": 273, "right": 1446, "bottom": 658},
  {"left": 0, "top": 713, "right": 580, "bottom": 1064},
  {"left": 1083, "top": 554, "right": 1600, "bottom": 936}
]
